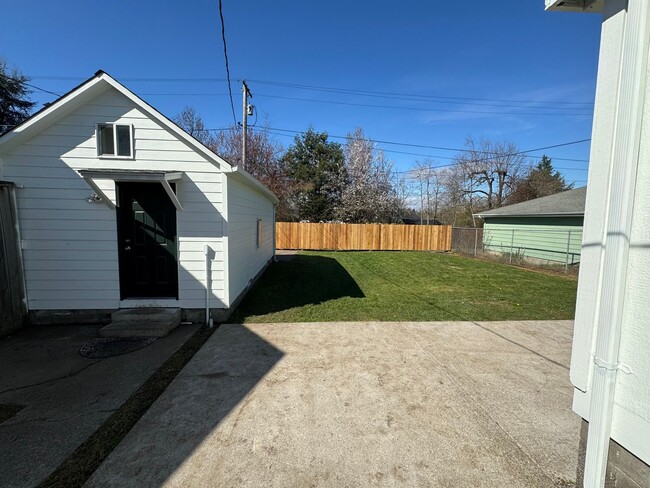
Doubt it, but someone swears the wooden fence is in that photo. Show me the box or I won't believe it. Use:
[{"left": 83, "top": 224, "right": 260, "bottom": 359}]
[{"left": 275, "top": 222, "right": 452, "bottom": 251}]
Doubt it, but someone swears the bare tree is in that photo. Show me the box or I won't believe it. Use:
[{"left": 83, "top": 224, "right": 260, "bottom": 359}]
[
  {"left": 173, "top": 107, "right": 297, "bottom": 220},
  {"left": 172, "top": 106, "right": 216, "bottom": 147},
  {"left": 412, "top": 160, "right": 443, "bottom": 224},
  {"left": 213, "top": 126, "right": 298, "bottom": 220},
  {"left": 454, "top": 137, "right": 527, "bottom": 210}
]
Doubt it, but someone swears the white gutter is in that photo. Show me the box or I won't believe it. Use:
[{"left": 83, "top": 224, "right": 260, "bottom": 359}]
[
  {"left": 227, "top": 165, "right": 279, "bottom": 205},
  {"left": 545, "top": 0, "right": 604, "bottom": 12},
  {"left": 583, "top": 1, "right": 650, "bottom": 486},
  {"left": 272, "top": 204, "right": 277, "bottom": 262},
  {"left": 474, "top": 212, "right": 584, "bottom": 218}
]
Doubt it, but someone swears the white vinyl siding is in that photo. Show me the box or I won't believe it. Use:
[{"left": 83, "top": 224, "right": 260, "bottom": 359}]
[
  {"left": 227, "top": 176, "right": 275, "bottom": 303},
  {"left": 1, "top": 88, "right": 226, "bottom": 311}
]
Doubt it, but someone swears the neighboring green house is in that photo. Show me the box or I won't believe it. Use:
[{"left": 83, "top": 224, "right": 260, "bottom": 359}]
[{"left": 474, "top": 187, "right": 586, "bottom": 265}]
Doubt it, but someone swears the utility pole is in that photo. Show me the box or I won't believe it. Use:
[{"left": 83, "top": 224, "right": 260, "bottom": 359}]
[{"left": 241, "top": 80, "right": 252, "bottom": 170}]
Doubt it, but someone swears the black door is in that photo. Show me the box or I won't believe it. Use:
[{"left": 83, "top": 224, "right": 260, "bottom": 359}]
[{"left": 117, "top": 182, "right": 178, "bottom": 299}]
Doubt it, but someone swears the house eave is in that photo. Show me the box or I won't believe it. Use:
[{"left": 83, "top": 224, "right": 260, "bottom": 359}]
[
  {"left": 0, "top": 71, "right": 232, "bottom": 173},
  {"left": 474, "top": 212, "right": 584, "bottom": 219},
  {"left": 545, "top": 0, "right": 604, "bottom": 13},
  {"left": 225, "top": 165, "right": 279, "bottom": 205},
  {"left": 78, "top": 169, "right": 185, "bottom": 210}
]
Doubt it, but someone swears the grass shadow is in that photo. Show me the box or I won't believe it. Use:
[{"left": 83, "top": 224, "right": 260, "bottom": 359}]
[{"left": 231, "top": 254, "right": 365, "bottom": 321}]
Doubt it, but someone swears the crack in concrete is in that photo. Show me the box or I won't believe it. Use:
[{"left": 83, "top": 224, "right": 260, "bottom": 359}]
[
  {"left": 470, "top": 321, "right": 569, "bottom": 371},
  {"left": 0, "top": 360, "right": 104, "bottom": 396},
  {"left": 0, "top": 407, "right": 118, "bottom": 430},
  {"left": 398, "top": 322, "right": 557, "bottom": 486}
]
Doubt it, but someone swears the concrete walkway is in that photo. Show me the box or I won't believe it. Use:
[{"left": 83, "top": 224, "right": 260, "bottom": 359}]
[
  {"left": 86, "top": 321, "right": 580, "bottom": 487},
  {"left": 0, "top": 324, "right": 199, "bottom": 488}
]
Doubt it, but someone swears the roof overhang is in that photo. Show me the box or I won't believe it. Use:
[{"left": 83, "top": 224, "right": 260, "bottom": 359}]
[
  {"left": 545, "top": 0, "right": 604, "bottom": 13},
  {"left": 474, "top": 212, "right": 584, "bottom": 218},
  {"left": 0, "top": 71, "right": 231, "bottom": 172},
  {"left": 78, "top": 169, "right": 184, "bottom": 210},
  {"left": 225, "top": 165, "right": 280, "bottom": 205}
]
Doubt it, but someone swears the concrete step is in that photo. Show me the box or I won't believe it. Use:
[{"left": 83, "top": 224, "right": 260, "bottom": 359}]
[{"left": 99, "top": 308, "right": 181, "bottom": 338}]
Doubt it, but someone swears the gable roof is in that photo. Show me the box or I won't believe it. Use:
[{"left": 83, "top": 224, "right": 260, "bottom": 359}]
[
  {"left": 474, "top": 187, "right": 586, "bottom": 218},
  {"left": 0, "top": 71, "right": 278, "bottom": 204}
]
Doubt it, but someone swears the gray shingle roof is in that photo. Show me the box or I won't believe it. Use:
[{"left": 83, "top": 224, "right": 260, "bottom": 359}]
[{"left": 475, "top": 187, "right": 586, "bottom": 218}]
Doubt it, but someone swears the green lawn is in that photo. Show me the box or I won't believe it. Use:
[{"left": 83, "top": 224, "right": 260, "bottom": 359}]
[{"left": 231, "top": 251, "right": 578, "bottom": 323}]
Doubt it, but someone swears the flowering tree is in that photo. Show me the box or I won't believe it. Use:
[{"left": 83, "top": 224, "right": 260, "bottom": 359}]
[{"left": 336, "top": 128, "right": 403, "bottom": 223}]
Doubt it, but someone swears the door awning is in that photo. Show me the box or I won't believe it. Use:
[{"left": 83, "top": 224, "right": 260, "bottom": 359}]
[{"left": 78, "top": 169, "right": 184, "bottom": 210}]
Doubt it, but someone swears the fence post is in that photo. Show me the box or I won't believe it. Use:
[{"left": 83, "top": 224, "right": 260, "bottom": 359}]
[
  {"left": 473, "top": 228, "right": 478, "bottom": 257},
  {"left": 509, "top": 229, "right": 515, "bottom": 263},
  {"left": 565, "top": 230, "right": 572, "bottom": 272}
]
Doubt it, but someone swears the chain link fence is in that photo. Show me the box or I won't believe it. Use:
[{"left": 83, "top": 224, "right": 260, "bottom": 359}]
[{"left": 452, "top": 226, "right": 581, "bottom": 272}]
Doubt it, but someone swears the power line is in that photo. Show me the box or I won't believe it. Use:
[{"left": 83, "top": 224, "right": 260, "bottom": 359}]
[
  {"left": 28, "top": 75, "right": 594, "bottom": 108},
  {"left": 217, "top": 0, "right": 237, "bottom": 126},
  {"left": 247, "top": 79, "right": 595, "bottom": 107},
  {"left": 253, "top": 93, "right": 592, "bottom": 117},
  {"left": 77, "top": 88, "right": 591, "bottom": 117},
  {"left": 0, "top": 73, "right": 61, "bottom": 97},
  {"left": 247, "top": 125, "right": 591, "bottom": 154},
  {"left": 249, "top": 126, "right": 589, "bottom": 165},
  {"left": 246, "top": 126, "right": 590, "bottom": 173},
  {"left": 7, "top": 73, "right": 591, "bottom": 167},
  {"left": 31, "top": 76, "right": 229, "bottom": 83},
  {"left": 95, "top": 90, "right": 592, "bottom": 117},
  {"left": 24, "top": 82, "right": 60, "bottom": 97}
]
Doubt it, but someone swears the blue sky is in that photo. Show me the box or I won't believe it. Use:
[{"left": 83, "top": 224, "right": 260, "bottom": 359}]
[{"left": 2, "top": 1, "right": 602, "bottom": 185}]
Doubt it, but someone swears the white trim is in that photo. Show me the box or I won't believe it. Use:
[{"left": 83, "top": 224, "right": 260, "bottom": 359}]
[
  {"left": 161, "top": 180, "right": 183, "bottom": 211},
  {"left": 97, "top": 73, "right": 231, "bottom": 170},
  {"left": 221, "top": 174, "right": 230, "bottom": 308},
  {"left": 582, "top": 1, "right": 650, "bottom": 486},
  {"left": 611, "top": 405, "right": 650, "bottom": 464},
  {"left": 573, "top": 388, "right": 650, "bottom": 466},
  {"left": 475, "top": 212, "right": 584, "bottom": 218},
  {"left": 79, "top": 170, "right": 183, "bottom": 182},
  {"left": 545, "top": 0, "right": 604, "bottom": 13},
  {"left": 227, "top": 165, "right": 279, "bottom": 204},
  {"left": 78, "top": 170, "right": 184, "bottom": 210},
  {"left": 0, "top": 71, "right": 277, "bottom": 207},
  {"left": 0, "top": 75, "right": 109, "bottom": 153},
  {"left": 81, "top": 176, "right": 116, "bottom": 209}
]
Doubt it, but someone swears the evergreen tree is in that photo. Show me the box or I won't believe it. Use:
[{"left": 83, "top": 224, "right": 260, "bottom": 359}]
[
  {"left": 509, "top": 155, "right": 573, "bottom": 203},
  {"left": 282, "top": 128, "right": 345, "bottom": 222},
  {"left": 0, "top": 59, "right": 36, "bottom": 134}
]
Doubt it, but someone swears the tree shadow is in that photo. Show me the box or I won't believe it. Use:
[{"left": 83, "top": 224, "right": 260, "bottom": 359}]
[{"left": 231, "top": 254, "right": 365, "bottom": 321}]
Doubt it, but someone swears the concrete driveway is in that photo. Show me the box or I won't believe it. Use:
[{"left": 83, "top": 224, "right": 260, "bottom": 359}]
[
  {"left": 86, "top": 321, "right": 580, "bottom": 487},
  {"left": 0, "top": 324, "right": 199, "bottom": 488}
]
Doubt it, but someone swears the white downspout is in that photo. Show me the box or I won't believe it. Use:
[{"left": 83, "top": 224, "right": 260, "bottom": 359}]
[
  {"left": 583, "top": 1, "right": 650, "bottom": 486},
  {"left": 203, "top": 244, "right": 213, "bottom": 328},
  {"left": 273, "top": 204, "right": 277, "bottom": 262}
]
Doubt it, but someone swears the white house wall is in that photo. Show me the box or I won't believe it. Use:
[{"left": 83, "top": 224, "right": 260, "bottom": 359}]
[
  {"left": 570, "top": 0, "right": 650, "bottom": 465},
  {"left": 1, "top": 87, "right": 227, "bottom": 311},
  {"left": 226, "top": 176, "right": 275, "bottom": 304},
  {"left": 570, "top": 0, "right": 626, "bottom": 394},
  {"left": 612, "top": 55, "right": 650, "bottom": 459}
]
